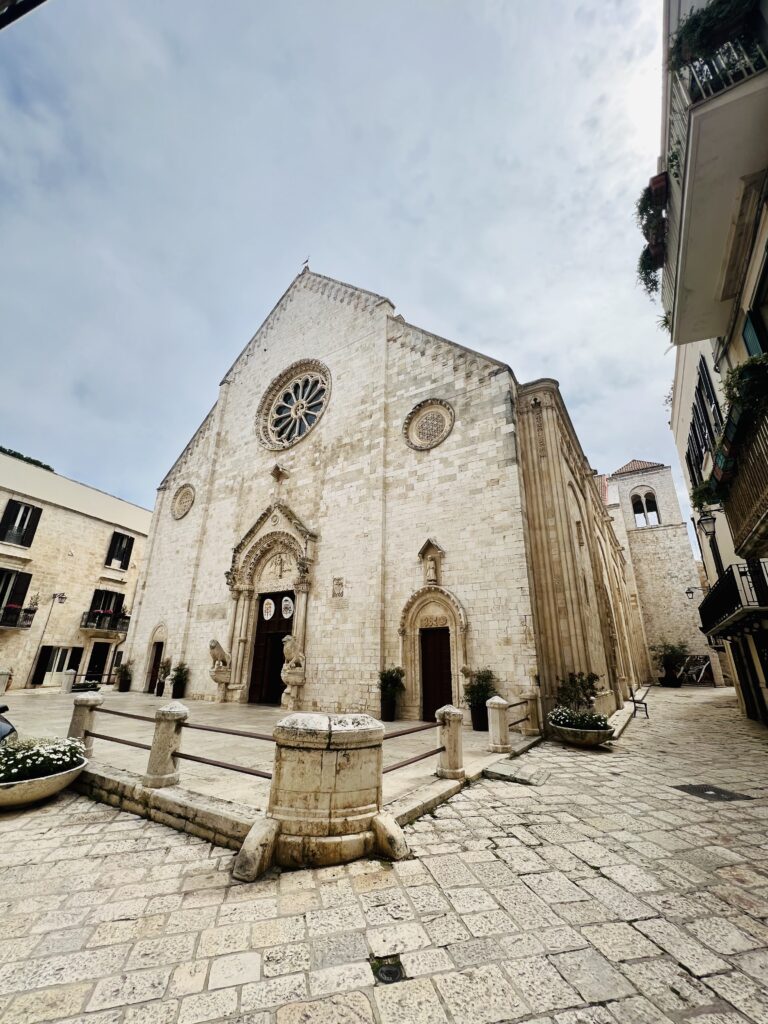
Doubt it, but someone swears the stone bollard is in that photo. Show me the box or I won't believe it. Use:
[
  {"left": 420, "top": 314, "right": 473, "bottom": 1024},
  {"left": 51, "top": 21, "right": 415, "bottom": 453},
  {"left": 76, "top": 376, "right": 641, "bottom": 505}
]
[
  {"left": 67, "top": 692, "right": 104, "bottom": 758},
  {"left": 61, "top": 669, "right": 76, "bottom": 694},
  {"left": 520, "top": 688, "right": 543, "bottom": 737},
  {"left": 487, "top": 696, "right": 512, "bottom": 753},
  {"left": 143, "top": 702, "right": 189, "bottom": 789},
  {"left": 233, "top": 712, "right": 409, "bottom": 882},
  {"left": 435, "top": 705, "right": 465, "bottom": 781}
]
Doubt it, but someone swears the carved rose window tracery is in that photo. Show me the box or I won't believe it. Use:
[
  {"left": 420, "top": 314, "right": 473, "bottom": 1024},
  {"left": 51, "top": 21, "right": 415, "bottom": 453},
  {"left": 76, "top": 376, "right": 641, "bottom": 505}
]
[
  {"left": 403, "top": 399, "right": 455, "bottom": 451},
  {"left": 256, "top": 360, "right": 331, "bottom": 451}
]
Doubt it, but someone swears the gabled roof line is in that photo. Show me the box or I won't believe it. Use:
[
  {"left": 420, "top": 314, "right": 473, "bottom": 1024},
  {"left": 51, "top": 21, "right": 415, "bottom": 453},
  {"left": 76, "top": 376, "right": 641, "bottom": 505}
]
[{"left": 611, "top": 459, "right": 667, "bottom": 477}]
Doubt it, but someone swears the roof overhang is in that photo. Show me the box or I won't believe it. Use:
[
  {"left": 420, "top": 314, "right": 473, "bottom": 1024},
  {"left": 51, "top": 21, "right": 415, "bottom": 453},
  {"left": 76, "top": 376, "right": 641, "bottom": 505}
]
[{"left": 672, "top": 70, "right": 768, "bottom": 346}]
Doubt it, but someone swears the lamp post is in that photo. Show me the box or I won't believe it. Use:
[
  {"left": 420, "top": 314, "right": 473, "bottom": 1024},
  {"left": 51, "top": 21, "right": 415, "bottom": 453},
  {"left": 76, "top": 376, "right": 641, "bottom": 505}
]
[
  {"left": 25, "top": 592, "right": 67, "bottom": 687},
  {"left": 685, "top": 586, "right": 710, "bottom": 601}
]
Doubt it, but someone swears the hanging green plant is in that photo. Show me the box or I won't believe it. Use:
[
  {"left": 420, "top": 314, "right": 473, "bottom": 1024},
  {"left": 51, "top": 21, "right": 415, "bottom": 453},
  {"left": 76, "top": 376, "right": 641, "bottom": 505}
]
[
  {"left": 721, "top": 354, "right": 768, "bottom": 420},
  {"left": 637, "top": 246, "right": 660, "bottom": 297},
  {"left": 669, "top": 0, "right": 761, "bottom": 71}
]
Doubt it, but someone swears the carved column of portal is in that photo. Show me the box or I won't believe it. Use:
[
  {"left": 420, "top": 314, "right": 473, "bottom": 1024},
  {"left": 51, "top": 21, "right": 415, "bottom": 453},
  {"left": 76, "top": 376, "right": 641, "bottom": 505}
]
[{"left": 232, "top": 588, "right": 253, "bottom": 694}]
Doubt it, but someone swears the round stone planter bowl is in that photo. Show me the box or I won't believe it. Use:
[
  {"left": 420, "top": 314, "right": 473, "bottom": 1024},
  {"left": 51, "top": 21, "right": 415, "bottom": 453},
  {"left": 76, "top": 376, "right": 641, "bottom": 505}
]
[
  {"left": 0, "top": 759, "right": 87, "bottom": 810},
  {"left": 550, "top": 724, "right": 614, "bottom": 749}
]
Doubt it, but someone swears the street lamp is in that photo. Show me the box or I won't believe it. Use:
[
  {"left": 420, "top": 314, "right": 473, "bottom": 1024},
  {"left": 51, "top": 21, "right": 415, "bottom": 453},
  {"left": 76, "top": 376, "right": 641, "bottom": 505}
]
[
  {"left": 697, "top": 511, "right": 717, "bottom": 537},
  {"left": 685, "top": 585, "right": 710, "bottom": 600}
]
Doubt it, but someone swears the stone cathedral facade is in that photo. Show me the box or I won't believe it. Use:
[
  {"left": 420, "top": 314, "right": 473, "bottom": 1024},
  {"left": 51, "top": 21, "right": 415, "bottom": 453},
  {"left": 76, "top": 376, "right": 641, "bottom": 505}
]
[{"left": 125, "top": 270, "right": 662, "bottom": 721}]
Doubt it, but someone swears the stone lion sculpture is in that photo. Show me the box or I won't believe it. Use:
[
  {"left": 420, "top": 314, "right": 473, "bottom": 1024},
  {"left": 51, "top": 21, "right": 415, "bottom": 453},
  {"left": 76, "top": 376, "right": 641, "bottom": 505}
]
[
  {"left": 282, "top": 635, "right": 305, "bottom": 670},
  {"left": 209, "top": 639, "right": 230, "bottom": 669}
]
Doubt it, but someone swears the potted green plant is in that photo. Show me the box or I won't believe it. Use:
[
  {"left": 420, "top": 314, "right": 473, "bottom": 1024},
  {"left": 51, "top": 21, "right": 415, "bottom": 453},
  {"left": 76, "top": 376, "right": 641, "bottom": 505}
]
[
  {"left": 379, "top": 666, "right": 405, "bottom": 722},
  {"left": 547, "top": 671, "right": 614, "bottom": 748},
  {"left": 463, "top": 668, "right": 497, "bottom": 731},
  {"left": 115, "top": 661, "right": 132, "bottom": 693},
  {"left": 651, "top": 643, "right": 689, "bottom": 687},
  {"left": 170, "top": 661, "right": 190, "bottom": 700},
  {"left": 0, "top": 736, "right": 87, "bottom": 809}
]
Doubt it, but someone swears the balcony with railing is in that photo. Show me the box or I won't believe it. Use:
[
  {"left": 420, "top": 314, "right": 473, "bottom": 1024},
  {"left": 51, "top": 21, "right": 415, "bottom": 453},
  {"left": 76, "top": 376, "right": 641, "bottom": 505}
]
[
  {"left": 662, "top": 25, "right": 768, "bottom": 344},
  {"left": 724, "top": 405, "right": 768, "bottom": 557},
  {"left": 0, "top": 605, "right": 37, "bottom": 629},
  {"left": 699, "top": 558, "right": 768, "bottom": 635},
  {"left": 80, "top": 610, "right": 131, "bottom": 636}
]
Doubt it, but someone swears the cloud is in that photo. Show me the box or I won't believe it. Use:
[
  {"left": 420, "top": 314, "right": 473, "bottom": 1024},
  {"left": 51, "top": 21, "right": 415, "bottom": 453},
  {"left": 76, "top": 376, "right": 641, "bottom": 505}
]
[{"left": 1, "top": 0, "right": 690, "bottom": 539}]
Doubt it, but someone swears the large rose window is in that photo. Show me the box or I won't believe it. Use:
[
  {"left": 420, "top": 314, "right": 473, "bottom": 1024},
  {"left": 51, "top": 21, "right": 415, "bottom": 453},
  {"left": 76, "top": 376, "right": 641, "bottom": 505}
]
[{"left": 256, "top": 360, "right": 331, "bottom": 450}]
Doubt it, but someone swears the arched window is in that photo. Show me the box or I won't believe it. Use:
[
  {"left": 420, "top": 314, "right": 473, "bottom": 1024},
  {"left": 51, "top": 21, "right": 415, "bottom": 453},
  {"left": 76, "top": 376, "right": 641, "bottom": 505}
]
[{"left": 631, "top": 489, "right": 661, "bottom": 527}]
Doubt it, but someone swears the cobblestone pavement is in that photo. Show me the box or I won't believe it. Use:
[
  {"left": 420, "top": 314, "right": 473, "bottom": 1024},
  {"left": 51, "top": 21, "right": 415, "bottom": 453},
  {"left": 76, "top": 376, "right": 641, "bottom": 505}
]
[{"left": 3, "top": 686, "right": 768, "bottom": 1024}]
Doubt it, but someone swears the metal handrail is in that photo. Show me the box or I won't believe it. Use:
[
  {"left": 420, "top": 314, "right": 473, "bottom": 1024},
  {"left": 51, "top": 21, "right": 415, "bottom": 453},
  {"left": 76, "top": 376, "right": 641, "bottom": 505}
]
[
  {"left": 383, "top": 745, "right": 445, "bottom": 774},
  {"left": 383, "top": 722, "right": 439, "bottom": 740},
  {"left": 181, "top": 721, "right": 274, "bottom": 742},
  {"left": 508, "top": 715, "right": 530, "bottom": 729},
  {"left": 84, "top": 730, "right": 151, "bottom": 752},
  {"left": 175, "top": 750, "right": 272, "bottom": 779},
  {"left": 96, "top": 707, "right": 156, "bottom": 724},
  {"left": 506, "top": 700, "right": 527, "bottom": 710}
]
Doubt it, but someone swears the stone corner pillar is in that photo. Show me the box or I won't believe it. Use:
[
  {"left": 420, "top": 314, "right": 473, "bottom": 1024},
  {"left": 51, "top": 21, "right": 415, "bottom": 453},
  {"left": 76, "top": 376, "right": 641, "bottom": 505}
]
[
  {"left": 435, "top": 704, "right": 465, "bottom": 781},
  {"left": 68, "top": 692, "right": 104, "bottom": 757},
  {"left": 487, "top": 696, "right": 511, "bottom": 753},
  {"left": 143, "top": 701, "right": 189, "bottom": 789}
]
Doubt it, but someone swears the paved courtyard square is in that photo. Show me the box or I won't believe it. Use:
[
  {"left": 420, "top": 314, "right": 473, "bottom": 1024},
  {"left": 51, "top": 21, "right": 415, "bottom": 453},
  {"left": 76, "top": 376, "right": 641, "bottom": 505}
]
[{"left": 2, "top": 686, "right": 768, "bottom": 1023}]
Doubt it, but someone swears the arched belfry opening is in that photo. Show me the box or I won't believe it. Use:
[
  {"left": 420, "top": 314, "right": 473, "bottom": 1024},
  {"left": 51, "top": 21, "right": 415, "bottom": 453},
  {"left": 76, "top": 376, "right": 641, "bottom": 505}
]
[
  {"left": 213, "top": 502, "right": 316, "bottom": 704},
  {"left": 631, "top": 489, "right": 661, "bottom": 528}
]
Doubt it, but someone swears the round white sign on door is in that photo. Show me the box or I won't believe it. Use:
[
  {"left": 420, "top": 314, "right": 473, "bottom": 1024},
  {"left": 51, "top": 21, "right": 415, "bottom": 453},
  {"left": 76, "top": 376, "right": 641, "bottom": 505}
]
[
  {"left": 282, "top": 597, "right": 295, "bottom": 619},
  {"left": 262, "top": 599, "right": 275, "bottom": 620}
]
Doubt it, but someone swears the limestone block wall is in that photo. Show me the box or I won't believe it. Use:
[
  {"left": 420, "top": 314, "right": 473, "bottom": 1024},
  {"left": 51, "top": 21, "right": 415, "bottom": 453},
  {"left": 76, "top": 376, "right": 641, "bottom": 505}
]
[
  {"left": 127, "top": 272, "right": 393, "bottom": 709},
  {"left": 381, "top": 320, "right": 538, "bottom": 716},
  {"left": 609, "top": 466, "right": 710, "bottom": 661},
  {"left": 0, "top": 459, "right": 149, "bottom": 687}
]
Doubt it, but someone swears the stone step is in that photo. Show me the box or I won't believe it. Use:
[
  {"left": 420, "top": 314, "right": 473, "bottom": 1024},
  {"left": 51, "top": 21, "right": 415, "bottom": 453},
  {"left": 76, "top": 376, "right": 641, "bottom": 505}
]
[{"left": 482, "top": 760, "right": 551, "bottom": 786}]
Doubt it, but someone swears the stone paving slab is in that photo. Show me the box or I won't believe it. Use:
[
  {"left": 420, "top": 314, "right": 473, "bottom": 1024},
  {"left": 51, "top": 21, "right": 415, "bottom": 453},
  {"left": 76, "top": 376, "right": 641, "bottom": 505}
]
[{"left": 3, "top": 686, "right": 768, "bottom": 1023}]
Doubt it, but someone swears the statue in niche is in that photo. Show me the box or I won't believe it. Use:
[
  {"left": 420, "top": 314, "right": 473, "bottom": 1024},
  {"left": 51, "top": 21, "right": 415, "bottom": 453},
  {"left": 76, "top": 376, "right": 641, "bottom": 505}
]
[{"left": 426, "top": 555, "right": 438, "bottom": 584}]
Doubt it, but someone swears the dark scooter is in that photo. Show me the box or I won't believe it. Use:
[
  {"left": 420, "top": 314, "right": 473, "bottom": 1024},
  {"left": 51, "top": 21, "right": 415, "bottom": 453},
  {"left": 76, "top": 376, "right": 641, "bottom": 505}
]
[{"left": 0, "top": 705, "right": 16, "bottom": 744}]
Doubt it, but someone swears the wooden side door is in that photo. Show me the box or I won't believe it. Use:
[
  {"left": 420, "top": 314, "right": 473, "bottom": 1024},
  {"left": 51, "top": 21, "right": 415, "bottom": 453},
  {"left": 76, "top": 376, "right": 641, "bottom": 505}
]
[
  {"left": 420, "top": 627, "right": 452, "bottom": 721},
  {"left": 147, "top": 641, "right": 164, "bottom": 694},
  {"left": 248, "top": 592, "right": 295, "bottom": 704}
]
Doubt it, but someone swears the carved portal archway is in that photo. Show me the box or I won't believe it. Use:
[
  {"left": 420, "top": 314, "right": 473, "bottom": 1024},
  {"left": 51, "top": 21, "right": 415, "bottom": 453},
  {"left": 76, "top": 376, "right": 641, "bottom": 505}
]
[
  {"left": 220, "top": 503, "right": 316, "bottom": 704},
  {"left": 399, "top": 585, "right": 468, "bottom": 720}
]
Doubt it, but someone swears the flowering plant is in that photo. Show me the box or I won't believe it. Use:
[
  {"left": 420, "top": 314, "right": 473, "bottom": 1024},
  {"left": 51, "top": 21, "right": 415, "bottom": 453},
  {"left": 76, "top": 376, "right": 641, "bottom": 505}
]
[
  {"left": 0, "top": 737, "right": 85, "bottom": 783},
  {"left": 548, "top": 706, "right": 609, "bottom": 731}
]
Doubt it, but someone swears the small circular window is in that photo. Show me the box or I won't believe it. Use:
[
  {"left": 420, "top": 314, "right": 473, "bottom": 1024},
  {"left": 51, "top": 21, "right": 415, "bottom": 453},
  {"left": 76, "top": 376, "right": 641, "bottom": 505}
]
[
  {"left": 404, "top": 399, "right": 454, "bottom": 451},
  {"left": 256, "top": 360, "right": 331, "bottom": 450},
  {"left": 171, "top": 484, "right": 195, "bottom": 519}
]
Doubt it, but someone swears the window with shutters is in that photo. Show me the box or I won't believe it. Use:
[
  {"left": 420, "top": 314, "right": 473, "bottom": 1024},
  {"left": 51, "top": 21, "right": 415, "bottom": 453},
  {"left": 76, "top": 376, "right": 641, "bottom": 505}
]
[
  {"left": 744, "top": 261, "right": 768, "bottom": 356},
  {"left": 105, "top": 531, "right": 134, "bottom": 570},
  {"left": 684, "top": 358, "right": 724, "bottom": 486},
  {"left": 0, "top": 568, "right": 32, "bottom": 625},
  {"left": 0, "top": 499, "right": 42, "bottom": 547},
  {"left": 90, "top": 589, "right": 124, "bottom": 615}
]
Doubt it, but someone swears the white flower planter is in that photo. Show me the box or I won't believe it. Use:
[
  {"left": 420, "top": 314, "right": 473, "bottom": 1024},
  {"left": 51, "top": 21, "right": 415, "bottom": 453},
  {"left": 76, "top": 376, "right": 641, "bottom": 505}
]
[{"left": 0, "top": 759, "right": 87, "bottom": 809}]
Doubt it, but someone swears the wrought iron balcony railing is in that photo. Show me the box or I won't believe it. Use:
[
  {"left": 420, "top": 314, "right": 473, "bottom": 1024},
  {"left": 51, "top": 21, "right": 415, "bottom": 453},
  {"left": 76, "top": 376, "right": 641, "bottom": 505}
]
[
  {"left": 80, "top": 610, "right": 130, "bottom": 633},
  {"left": 0, "top": 605, "right": 36, "bottom": 628},
  {"left": 724, "top": 406, "right": 768, "bottom": 557},
  {"left": 699, "top": 558, "right": 768, "bottom": 635}
]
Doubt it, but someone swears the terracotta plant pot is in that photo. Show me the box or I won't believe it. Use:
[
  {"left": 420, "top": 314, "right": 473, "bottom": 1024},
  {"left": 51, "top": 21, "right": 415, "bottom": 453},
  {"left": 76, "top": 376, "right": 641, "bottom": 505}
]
[
  {"left": 0, "top": 759, "right": 87, "bottom": 809},
  {"left": 470, "top": 705, "right": 488, "bottom": 731},
  {"left": 550, "top": 725, "right": 614, "bottom": 748}
]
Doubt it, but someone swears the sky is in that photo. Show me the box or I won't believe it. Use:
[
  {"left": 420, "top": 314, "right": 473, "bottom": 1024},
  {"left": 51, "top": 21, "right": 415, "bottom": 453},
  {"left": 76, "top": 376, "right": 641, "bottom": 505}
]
[{"left": 1, "top": 1, "right": 689, "bottom": 532}]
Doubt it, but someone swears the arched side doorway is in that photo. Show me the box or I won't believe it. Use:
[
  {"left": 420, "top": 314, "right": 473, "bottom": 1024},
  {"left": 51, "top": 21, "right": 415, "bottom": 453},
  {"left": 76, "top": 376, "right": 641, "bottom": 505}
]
[
  {"left": 145, "top": 624, "right": 168, "bottom": 694},
  {"left": 399, "top": 586, "right": 468, "bottom": 721}
]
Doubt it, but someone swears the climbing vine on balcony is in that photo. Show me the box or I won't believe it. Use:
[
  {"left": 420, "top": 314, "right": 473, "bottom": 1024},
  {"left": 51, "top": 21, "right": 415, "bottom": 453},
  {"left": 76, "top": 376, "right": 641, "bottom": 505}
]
[
  {"left": 669, "top": 0, "right": 761, "bottom": 71},
  {"left": 637, "top": 246, "right": 660, "bottom": 297},
  {"left": 635, "top": 185, "right": 666, "bottom": 298},
  {"left": 722, "top": 354, "right": 768, "bottom": 418}
]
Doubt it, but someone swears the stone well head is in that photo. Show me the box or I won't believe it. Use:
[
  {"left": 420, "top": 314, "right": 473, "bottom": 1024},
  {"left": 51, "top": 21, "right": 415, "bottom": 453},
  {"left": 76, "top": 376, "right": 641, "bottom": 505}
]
[{"left": 268, "top": 712, "right": 385, "bottom": 868}]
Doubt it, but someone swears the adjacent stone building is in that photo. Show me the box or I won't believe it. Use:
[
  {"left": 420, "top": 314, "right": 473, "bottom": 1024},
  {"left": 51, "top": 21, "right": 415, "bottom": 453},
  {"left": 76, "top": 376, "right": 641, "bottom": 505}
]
[
  {"left": 0, "top": 451, "right": 151, "bottom": 689},
  {"left": 126, "top": 270, "right": 657, "bottom": 720}
]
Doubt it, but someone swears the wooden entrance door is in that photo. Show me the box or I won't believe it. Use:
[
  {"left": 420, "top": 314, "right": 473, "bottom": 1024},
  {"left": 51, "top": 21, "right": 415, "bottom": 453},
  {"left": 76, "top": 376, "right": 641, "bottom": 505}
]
[
  {"left": 420, "top": 627, "right": 452, "bottom": 721},
  {"left": 147, "top": 641, "right": 164, "bottom": 694},
  {"left": 86, "top": 642, "right": 111, "bottom": 682},
  {"left": 249, "top": 591, "right": 295, "bottom": 704}
]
